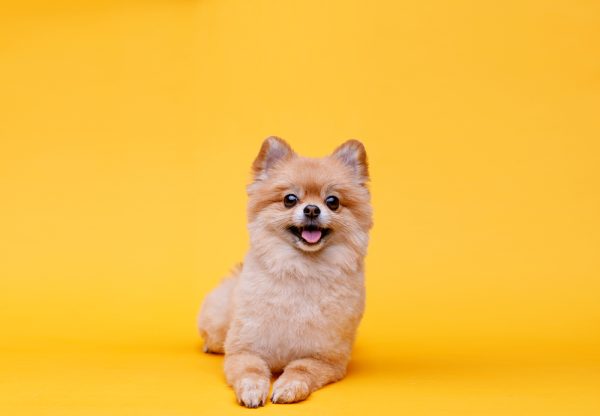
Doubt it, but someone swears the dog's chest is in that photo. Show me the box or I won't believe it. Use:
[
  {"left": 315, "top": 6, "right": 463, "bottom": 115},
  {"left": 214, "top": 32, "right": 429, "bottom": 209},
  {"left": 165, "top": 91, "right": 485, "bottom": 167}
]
[
  {"left": 235, "top": 270, "right": 362, "bottom": 369},
  {"left": 241, "top": 275, "right": 338, "bottom": 331}
]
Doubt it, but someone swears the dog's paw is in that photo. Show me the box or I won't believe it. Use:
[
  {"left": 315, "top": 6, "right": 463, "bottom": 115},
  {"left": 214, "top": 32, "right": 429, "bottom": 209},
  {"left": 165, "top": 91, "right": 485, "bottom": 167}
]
[
  {"left": 202, "top": 343, "right": 223, "bottom": 354},
  {"left": 271, "top": 378, "right": 310, "bottom": 404},
  {"left": 235, "top": 377, "right": 270, "bottom": 408}
]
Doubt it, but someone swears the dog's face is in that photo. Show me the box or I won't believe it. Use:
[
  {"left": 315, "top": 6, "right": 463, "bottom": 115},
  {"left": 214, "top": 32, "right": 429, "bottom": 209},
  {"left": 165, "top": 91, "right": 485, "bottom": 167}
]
[{"left": 247, "top": 137, "right": 372, "bottom": 255}]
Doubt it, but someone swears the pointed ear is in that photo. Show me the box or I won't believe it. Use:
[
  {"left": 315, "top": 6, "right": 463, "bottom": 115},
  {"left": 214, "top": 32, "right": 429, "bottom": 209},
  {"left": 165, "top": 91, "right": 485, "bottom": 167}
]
[
  {"left": 252, "top": 136, "right": 295, "bottom": 180},
  {"left": 331, "top": 139, "right": 369, "bottom": 182}
]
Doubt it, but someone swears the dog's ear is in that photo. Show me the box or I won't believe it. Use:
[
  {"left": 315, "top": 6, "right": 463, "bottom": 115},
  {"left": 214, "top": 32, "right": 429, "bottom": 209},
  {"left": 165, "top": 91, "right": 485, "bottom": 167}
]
[
  {"left": 331, "top": 140, "right": 369, "bottom": 182},
  {"left": 252, "top": 136, "right": 295, "bottom": 180}
]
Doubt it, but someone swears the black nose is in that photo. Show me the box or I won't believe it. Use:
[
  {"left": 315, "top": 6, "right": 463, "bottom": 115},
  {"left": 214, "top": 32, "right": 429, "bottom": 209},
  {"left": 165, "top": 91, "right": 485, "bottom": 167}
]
[{"left": 303, "top": 204, "right": 321, "bottom": 218}]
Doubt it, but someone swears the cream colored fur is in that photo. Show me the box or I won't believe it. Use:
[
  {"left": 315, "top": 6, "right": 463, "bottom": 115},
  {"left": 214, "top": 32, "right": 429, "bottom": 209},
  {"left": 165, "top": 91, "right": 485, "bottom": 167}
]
[{"left": 198, "top": 137, "right": 372, "bottom": 407}]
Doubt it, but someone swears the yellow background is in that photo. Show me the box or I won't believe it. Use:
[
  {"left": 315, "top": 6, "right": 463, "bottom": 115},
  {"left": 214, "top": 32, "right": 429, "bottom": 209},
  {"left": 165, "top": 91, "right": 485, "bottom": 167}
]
[{"left": 1, "top": 0, "right": 599, "bottom": 414}]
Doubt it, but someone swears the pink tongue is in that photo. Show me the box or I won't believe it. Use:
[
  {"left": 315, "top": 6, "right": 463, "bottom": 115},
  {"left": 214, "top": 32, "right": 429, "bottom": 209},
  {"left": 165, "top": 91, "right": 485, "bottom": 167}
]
[{"left": 301, "top": 229, "right": 322, "bottom": 244}]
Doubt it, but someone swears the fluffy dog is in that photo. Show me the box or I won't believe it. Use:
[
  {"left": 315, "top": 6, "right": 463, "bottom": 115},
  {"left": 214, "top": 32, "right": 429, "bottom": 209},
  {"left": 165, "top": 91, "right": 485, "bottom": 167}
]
[{"left": 198, "top": 137, "right": 372, "bottom": 407}]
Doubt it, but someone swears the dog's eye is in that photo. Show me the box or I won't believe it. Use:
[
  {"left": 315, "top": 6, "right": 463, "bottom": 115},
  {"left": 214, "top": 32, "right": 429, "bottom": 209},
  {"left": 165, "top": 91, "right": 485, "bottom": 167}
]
[
  {"left": 325, "top": 195, "right": 340, "bottom": 211},
  {"left": 283, "top": 194, "right": 298, "bottom": 208}
]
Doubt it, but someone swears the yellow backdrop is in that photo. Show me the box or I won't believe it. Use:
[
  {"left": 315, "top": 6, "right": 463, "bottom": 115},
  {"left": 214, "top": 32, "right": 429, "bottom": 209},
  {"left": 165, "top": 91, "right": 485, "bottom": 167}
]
[{"left": 1, "top": 0, "right": 599, "bottom": 414}]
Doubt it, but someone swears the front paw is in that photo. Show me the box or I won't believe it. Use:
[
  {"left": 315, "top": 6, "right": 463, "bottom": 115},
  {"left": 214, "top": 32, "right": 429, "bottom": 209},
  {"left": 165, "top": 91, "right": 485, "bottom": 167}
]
[
  {"left": 271, "top": 378, "right": 310, "bottom": 404},
  {"left": 235, "top": 377, "right": 270, "bottom": 408}
]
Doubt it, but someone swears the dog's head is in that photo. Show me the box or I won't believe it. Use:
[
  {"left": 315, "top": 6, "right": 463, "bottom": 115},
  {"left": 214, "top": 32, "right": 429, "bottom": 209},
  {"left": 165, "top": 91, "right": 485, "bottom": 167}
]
[{"left": 247, "top": 137, "right": 372, "bottom": 255}]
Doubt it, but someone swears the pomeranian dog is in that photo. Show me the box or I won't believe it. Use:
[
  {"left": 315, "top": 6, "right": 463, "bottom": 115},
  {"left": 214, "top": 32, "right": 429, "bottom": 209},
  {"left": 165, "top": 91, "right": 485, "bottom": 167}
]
[{"left": 198, "top": 137, "right": 372, "bottom": 407}]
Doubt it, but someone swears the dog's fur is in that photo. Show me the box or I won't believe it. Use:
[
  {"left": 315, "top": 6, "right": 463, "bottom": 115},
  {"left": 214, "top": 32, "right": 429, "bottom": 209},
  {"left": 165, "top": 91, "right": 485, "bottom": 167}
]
[{"left": 198, "top": 137, "right": 372, "bottom": 407}]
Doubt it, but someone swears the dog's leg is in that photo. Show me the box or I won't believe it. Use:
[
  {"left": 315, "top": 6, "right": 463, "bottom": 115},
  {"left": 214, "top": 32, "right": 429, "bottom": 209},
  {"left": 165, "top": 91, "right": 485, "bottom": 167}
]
[
  {"left": 271, "top": 357, "right": 346, "bottom": 404},
  {"left": 197, "top": 265, "right": 241, "bottom": 353},
  {"left": 224, "top": 353, "right": 271, "bottom": 408}
]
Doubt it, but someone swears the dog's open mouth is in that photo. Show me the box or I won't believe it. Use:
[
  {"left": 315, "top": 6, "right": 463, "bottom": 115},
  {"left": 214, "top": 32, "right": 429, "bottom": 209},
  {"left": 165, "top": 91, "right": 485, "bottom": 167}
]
[{"left": 288, "top": 225, "right": 331, "bottom": 245}]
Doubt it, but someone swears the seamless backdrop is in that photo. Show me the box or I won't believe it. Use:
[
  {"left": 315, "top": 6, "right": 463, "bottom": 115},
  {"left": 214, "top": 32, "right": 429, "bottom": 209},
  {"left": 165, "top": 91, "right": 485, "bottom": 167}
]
[{"left": 1, "top": 1, "right": 599, "bottom": 415}]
